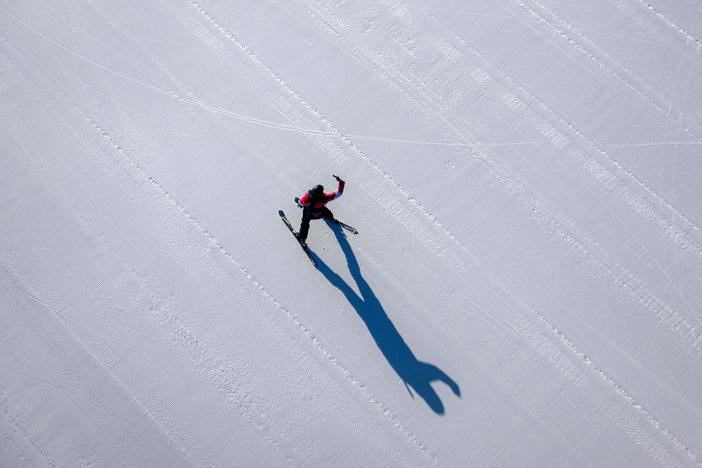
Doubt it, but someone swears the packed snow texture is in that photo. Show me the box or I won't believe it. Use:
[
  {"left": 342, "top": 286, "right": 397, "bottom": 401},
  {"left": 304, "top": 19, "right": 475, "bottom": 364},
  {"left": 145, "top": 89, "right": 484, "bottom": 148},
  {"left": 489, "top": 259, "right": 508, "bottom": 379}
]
[{"left": 2, "top": 0, "right": 702, "bottom": 466}]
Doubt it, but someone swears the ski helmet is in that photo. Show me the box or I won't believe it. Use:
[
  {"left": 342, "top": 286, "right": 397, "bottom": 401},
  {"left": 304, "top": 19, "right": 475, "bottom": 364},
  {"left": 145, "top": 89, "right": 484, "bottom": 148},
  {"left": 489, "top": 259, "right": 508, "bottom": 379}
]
[{"left": 312, "top": 184, "right": 324, "bottom": 196}]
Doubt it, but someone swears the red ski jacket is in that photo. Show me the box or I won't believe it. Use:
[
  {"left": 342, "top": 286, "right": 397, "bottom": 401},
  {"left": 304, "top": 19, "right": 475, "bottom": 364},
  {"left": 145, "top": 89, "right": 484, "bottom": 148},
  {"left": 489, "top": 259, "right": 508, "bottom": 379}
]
[{"left": 298, "top": 180, "right": 345, "bottom": 216}]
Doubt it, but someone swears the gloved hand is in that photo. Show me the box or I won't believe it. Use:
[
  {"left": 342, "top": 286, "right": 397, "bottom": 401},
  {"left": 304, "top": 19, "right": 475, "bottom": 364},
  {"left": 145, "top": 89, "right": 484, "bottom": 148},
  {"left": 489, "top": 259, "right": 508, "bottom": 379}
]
[{"left": 333, "top": 174, "right": 344, "bottom": 183}]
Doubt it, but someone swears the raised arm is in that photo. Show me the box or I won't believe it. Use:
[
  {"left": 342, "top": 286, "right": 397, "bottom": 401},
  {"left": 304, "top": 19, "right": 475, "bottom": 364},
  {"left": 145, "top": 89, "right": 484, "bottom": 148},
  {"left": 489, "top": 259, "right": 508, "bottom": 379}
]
[{"left": 325, "top": 175, "right": 345, "bottom": 202}]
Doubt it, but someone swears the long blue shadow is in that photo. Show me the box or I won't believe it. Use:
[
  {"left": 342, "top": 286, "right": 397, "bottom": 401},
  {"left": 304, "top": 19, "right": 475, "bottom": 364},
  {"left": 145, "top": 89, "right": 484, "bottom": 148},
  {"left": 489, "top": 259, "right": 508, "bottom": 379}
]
[{"left": 310, "top": 222, "right": 460, "bottom": 415}]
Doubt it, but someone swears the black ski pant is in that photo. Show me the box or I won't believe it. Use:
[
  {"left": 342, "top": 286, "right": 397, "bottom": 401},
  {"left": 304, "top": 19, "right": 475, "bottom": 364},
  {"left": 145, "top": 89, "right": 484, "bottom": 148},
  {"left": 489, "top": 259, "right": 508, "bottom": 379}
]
[{"left": 299, "top": 206, "right": 334, "bottom": 241}]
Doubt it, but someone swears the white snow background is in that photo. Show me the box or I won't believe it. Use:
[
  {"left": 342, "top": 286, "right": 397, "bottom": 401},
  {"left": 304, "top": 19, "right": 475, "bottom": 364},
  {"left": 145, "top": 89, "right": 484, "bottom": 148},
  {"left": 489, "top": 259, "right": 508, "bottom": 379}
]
[{"left": 1, "top": 0, "right": 702, "bottom": 466}]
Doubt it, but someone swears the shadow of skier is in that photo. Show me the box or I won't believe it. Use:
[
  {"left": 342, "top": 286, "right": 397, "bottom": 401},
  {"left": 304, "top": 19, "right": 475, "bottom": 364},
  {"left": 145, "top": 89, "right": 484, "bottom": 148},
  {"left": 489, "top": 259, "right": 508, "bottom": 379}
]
[{"left": 311, "top": 221, "right": 461, "bottom": 415}]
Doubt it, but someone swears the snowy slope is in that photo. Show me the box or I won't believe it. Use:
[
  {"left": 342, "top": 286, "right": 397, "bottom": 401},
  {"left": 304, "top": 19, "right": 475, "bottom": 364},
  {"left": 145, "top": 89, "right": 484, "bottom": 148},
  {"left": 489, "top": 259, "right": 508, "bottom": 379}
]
[{"left": 1, "top": 0, "right": 702, "bottom": 466}]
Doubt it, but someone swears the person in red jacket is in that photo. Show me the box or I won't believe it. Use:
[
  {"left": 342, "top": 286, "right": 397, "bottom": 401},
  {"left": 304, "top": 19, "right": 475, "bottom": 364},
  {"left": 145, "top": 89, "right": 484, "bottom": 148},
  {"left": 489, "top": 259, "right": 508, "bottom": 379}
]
[{"left": 297, "top": 175, "right": 345, "bottom": 244}]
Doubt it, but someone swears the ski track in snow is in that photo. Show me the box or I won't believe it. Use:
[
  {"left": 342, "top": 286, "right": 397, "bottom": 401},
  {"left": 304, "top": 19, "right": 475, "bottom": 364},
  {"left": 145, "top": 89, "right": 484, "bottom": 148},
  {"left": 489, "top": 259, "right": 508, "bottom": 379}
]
[
  {"left": 89, "top": 112, "right": 441, "bottom": 465},
  {"left": 277, "top": 1, "right": 702, "bottom": 463},
  {"left": 0, "top": 395, "right": 54, "bottom": 468},
  {"left": 503, "top": 0, "right": 702, "bottom": 232},
  {"left": 0, "top": 5, "right": 499, "bottom": 150},
  {"left": 433, "top": 27, "right": 702, "bottom": 322},
  {"left": 4, "top": 0, "right": 698, "bottom": 262},
  {"left": 83, "top": 114, "right": 417, "bottom": 462},
  {"left": 180, "top": 1, "right": 445, "bottom": 462},
  {"left": 0, "top": 346, "right": 57, "bottom": 468},
  {"left": 185, "top": 0, "right": 700, "bottom": 463},
  {"left": 507, "top": 0, "right": 701, "bottom": 133},
  {"left": 490, "top": 0, "right": 702, "bottom": 232},
  {"left": 308, "top": 0, "right": 702, "bottom": 265},
  {"left": 0, "top": 270, "right": 194, "bottom": 467},
  {"left": 3, "top": 25, "right": 311, "bottom": 463},
  {"left": 2, "top": 1, "right": 701, "bottom": 465},
  {"left": 303, "top": 0, "right": 702, "bottom": 370},
  {"left": 1, "top": 7, "right": 439, "bottom": 464},
  {"left": 1, "top": 47, "right": 269, "bottom": 466},
  {"left": 621, "top": 0, "right": 702, "bottom": 53},
  {"left": 497, "top": 0, "right": 702, "bottom": 239},
  {"left": 295, "top": 5, "right": 702, "bottom": 460},
  {"left": 310, "top": 0, "right": 702, "bottom": 338},
  {"left": 46, "top": 22, "right": 436, "bottom": 461}
]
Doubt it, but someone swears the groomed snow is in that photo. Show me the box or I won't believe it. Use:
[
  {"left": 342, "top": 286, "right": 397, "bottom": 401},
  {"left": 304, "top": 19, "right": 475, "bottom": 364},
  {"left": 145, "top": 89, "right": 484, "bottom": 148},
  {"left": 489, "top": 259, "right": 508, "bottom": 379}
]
[{"left": 1, "top": 0, "right": 701, "bottom": 466}]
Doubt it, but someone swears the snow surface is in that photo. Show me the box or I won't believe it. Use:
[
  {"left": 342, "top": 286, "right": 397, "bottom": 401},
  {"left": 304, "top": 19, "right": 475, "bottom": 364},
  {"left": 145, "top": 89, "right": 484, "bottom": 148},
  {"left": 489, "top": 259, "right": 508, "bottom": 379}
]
[{"left": 1, "top": 0, "right": 702, "bottom": 466}]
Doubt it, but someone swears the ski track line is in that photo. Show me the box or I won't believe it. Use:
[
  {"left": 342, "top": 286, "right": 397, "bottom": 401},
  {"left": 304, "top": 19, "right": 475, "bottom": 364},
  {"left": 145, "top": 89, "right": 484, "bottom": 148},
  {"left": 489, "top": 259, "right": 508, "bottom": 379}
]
[
  {"left": 0, "top": 274, "right": 195, "bottom": 467},
  {"left": 7, "top": 8, "right": 701, "bottom": 460},
  {"left": 94, "top": 115, "right": 440, "bottom": 466},
  {"left": 363, "top": 31, "right": 702, "bottom": 462},
  {"left": 274, "top": 3, "right": 702, "bottom": 462},
  {"left": 44, "top": 23, "right": 436, "bottom": 457},
  {"left": 415, "top": 72, "right": 702, "bottom": 467},
  {"left": 0, "top": 279, "right": 60, "bottom": 468},
  {"left": 193, "top": 1, "right": 700, "bottom": 463},
  {"left": 0, "top": 6, "right": 417, "bottom": 145},
  {"left": 6, "top": 39, "right": 295, "bottom": 463},
  {"left": 445, "top": 0, "right": 702, "bottom": 322},
  {"left": 625, "top": 0, "right": 702, "bottom": 53},
  {"left": 183, "top": 2, "right": 444, "bottom": 463},
  {"left": 330, "top": 0, "right": 702, "bottom": 259},
  {"left": 544, "top": 284, "right": 702, "bottom": 421},
  {"left": 0, "top": 5, "right": 485, "bottom": 151},
  {"left": 508, "top": 294, "right": 701, "bottom": 467},
  {"left": 1, "top": 12, "right": 437, "bottom": 463},
  {"left": 0, "top": 5, "right": 318, "bottom": 136},
  {"left": 308, "top": 0, "right": 702, "bottom": 292},
  {"left": 258, "top": 8, "right": 625, "bottom": 459},
  {"left": 511, "top": 0, "right": 702, "bottom": 135},
  {"left": 507, "top": 0, "right": 702, "bottom": 240},
  {"left": 0, "top": 57, "right": 219, "bottom": 467},
  {"left": 606, "top": 140, "right": 702, "bottom": 148},
  {"left": 0, "top": 6, "right": 538, "bottom": 155},
  {"left": 332, "top": 0, "right": 702, "bottom": 414},
  {"left": 305, "top": 0, "right": 702, "bottom": 353},
  {"left": 396, "top": 9, "right": 702, "bottom": 462},
  {"left": 0, "top": 389, "right": 56, "bottom": 468},
  {"left": 442, "top": 36, "right": 702, "bottom": 320},
  {"left": 429, "top": 19, "right": 702, "bottom": 319},
  {"left": 116, "top": 2, "right": 441, "bottom": 461},
  {"left": 82, "top": 115, "right": 314, "bottom": 463},
  {"left": 434, "top": 263, "right": 691, "bottom": 465},
  {"left": 6, "top": 2, "right": 697, "bottom": 463},
  {"left": 460, "top": 1, "right": 702, "bottom": 306},
  {"left": 0, "top": 404, "right": 49, "bottom": 468}
]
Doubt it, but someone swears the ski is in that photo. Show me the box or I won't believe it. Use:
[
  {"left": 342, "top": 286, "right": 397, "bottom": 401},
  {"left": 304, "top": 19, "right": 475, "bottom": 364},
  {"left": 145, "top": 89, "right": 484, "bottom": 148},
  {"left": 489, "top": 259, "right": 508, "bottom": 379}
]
[
  {"left": 333, "top": 220, "right": 358, "bottom": 235},
  {"left": 279, "top": 210, "right": 317, "bottom": 267},
  {"left": 294, "top": 197, "right": 358, "bottom": 235}
]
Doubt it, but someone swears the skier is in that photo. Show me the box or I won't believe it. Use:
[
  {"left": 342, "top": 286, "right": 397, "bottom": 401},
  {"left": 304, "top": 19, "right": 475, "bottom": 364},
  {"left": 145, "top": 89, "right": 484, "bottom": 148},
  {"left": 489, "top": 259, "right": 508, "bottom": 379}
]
[{"left": 296, "top": 175, "right": 346, "bottom": 245}]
